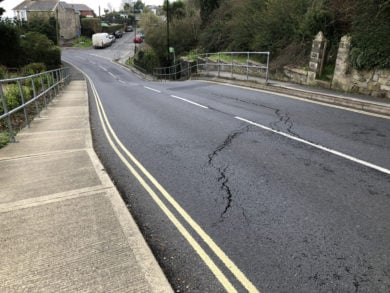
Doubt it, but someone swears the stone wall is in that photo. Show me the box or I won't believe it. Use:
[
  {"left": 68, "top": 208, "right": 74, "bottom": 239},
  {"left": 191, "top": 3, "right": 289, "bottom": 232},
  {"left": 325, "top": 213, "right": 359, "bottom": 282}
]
[
  {"left": 332, "top": 35, "right": 390, "bottom": 99},
  {"left": 282, "top": 66, "right": 308, "bottom": 85},
  {"left": 347, "top": 69, "right": 390, "bottom": 98}
]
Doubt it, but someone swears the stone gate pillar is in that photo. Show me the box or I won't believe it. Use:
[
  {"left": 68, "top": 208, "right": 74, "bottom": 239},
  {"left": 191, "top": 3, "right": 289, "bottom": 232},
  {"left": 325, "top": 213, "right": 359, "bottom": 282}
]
[
  {"left": 307, "top": 31, "right": 328, "bottom": 83},
  {"left": 332, "top": 35, "right": 352, "bottom": 91}
]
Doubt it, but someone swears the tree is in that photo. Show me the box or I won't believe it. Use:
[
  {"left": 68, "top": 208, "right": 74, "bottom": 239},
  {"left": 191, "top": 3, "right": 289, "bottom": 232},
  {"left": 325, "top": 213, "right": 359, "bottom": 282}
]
[
  {"left": 19, "top": 32, "right": 61, "bottom": 69},
  {"left": 0, "top": 22, "right": 21, "bottom": 67},
  {"left": 134, "top": 0, "right": 145, "bottom": 12},
  {"left": 196, "top": 0, "right": 220, "bottom": 25},
  {"left": 139, "top": 0, "right": 201, "bottom": 66},
  {"left": 23, "top": 17, "right": 57, "bottom": 44},
  {"left": 123, "top": 2, "right": 131, "bottom": 13},
  {"left": 350, "top": 0, "right": 390, "bottom": 69},
  {"left": 0, "top": 0, "right": 5, "bottom": 16}
]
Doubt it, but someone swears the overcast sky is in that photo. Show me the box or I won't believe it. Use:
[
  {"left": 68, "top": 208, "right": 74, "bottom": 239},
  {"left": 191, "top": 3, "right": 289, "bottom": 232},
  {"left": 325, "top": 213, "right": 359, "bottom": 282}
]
[{"left": 1, "top": 0, "right": 164, "bottom": 18}]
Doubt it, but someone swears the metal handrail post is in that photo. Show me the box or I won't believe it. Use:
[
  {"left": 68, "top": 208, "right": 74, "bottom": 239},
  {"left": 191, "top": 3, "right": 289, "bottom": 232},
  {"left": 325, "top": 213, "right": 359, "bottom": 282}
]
[
  {"left": 55, "top": 70, "right": 60, "bottom": 93},
  {"left": 51, "top": 71, "right": 57, "bottom": 96},
  {"left": 31, "top": 77, "right": 40, "bottom": 118},
  {"left": 247, "top": 52, "right": 249, "bottom": 80},
  {"left": 40, "top": 73, "right": 48, "bottom": 109},
  {"left": 17, "top": 80, "right": 30, "bottom": 128},
  {"left": 47, "top": 72, "right": 53, "bottom": 101},
  {"left": 266, "top": 52, "right": 270, "bottom": 84},
  {"left": 231, "top": 52, "right": 233, "bottom": 78},
  {"left": 0, "top": 83, "right": 16, "bottom": 142},
  {"left": 61, "top": 69, "right": 64, "bottom": 87},
  {"left": 59, "top": 69, "right": 63, "bottom": 90},
  {"left": 206, "top": 53, "right": 209, "bottom": 75},
  {"left": 218, "top": 52, "right": 221, "bottom": 78}
]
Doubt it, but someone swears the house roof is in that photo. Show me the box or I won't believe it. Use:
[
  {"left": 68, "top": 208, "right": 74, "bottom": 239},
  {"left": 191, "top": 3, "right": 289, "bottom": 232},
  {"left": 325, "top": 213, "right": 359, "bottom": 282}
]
[
  {"left": 59, "top": 2, "right": 93, "bottom": 12},
  {"left": 13, "top": 0, "right": 60, "bottom": 11}
]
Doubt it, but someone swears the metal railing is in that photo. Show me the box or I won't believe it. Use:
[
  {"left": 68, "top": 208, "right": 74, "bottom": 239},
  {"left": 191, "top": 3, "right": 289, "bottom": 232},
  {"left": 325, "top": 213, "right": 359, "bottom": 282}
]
[
  {"left": 153, "top": 51, "right": 270, "bottom": 83},
  {"left": 0, "top": 68, "right": 71, "bottom": 143},
  {"left": 153, "top": 62, "right": 190, "bottom": 81}
]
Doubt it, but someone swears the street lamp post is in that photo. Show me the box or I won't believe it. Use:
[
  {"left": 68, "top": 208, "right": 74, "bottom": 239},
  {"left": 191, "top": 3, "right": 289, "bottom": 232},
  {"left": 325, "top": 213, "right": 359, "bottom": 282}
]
[
  {"left": 133, "top": 0, "right": 137, "bottom": 54},
  {"left": 166, "top": 0, "right": 170, "bottom": 65}
]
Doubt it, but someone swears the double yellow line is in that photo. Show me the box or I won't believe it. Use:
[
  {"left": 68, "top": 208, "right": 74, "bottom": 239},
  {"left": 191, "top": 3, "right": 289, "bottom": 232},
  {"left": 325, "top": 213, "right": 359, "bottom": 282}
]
[{"left": 71, "top": 60, "right": 260, "bottom": 292}]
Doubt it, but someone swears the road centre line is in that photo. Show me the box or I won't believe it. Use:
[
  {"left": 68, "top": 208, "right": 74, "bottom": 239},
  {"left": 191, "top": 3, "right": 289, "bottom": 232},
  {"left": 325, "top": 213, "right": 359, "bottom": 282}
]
[
  {"left": 235, "top": 116, "right": 390, "bottom": 175},
  {"left": 108, "top": 72, "right": 116, "bottom": 78},
  {"left": 143, "top": 87, "right": 208, "bottom": 109},
  {"left": 63, "top": 59, "right": 260, "bottom": 292},
  {"left": 99, "top": 65, "right": 107, "bottom": 71},
  {"left": 144, "top": 86, "right": 161, "bottom": 93},
  {"left": 170, "top": 95, "right": 209, "bottom": 109}
]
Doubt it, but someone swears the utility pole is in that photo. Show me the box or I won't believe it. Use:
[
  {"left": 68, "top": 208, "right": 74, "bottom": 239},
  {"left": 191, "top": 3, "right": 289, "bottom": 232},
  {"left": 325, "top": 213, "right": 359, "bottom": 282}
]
[
  {"left": 134, "top": 0, "right": 137, "bottom": 54},
  {"left": 166, "top": 0, "right": 170, "bottom": 65}
]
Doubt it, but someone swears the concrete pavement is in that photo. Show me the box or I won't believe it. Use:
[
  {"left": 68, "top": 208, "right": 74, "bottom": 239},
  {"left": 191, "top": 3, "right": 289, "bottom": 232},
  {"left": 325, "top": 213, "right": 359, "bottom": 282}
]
[{"left": 0, "top": 81, "right": 173, "bottom": 292}]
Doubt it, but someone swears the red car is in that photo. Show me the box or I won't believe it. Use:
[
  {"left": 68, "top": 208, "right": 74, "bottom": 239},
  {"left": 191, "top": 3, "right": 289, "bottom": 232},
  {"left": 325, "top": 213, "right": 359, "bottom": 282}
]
[{"left": 133, "top": 37, "right": 143, "bottom": 43}]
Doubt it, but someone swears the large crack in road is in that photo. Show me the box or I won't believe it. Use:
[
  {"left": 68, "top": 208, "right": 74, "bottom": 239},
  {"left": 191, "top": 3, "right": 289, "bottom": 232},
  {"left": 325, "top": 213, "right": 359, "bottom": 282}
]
[{"left": 208, "top": 125, "right": 250, "bottom": 221}]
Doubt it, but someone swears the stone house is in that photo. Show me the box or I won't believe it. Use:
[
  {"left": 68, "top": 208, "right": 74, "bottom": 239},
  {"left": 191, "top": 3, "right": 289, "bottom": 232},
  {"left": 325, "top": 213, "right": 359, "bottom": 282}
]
[{"left": 12, "top": 0, "right": 94, "bottom": 44}]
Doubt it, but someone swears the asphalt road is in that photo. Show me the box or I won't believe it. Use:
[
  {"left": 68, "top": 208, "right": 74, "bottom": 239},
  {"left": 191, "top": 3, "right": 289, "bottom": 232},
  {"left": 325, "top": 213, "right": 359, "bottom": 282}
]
[{"left": 62, "top": 47, "right": 390, "bottom": 293}]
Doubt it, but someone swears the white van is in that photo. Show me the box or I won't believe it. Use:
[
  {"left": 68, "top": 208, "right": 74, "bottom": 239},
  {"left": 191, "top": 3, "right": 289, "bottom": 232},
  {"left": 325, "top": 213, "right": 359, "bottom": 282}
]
[{"left": 92, "top": 33, "right": 112, "bottom": 48}]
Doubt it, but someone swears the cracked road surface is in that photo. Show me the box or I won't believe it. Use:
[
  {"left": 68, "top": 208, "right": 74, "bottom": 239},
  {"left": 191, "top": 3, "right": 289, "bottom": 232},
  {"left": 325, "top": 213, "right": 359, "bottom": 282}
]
[{"left": 63, "top": 49, "right": 390, "bottom": 293}]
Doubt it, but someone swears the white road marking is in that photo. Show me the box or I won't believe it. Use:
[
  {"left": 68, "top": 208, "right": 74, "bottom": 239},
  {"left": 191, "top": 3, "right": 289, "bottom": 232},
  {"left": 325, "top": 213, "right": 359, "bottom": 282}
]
[
  {"left": 119, "top": 80, "right": 126, "bottom": 84},
  {"left": 170, "top": 95, "right": 209, "bottom": 109},
  {"left": 108, "top": 72, "right": 116, "bottom": 78},
  {"left": 235, "top": 116, "right": 390, "bottom": 175},
  {"left": 99, "top": 66, "right": 107, "bottom": 71},
  {"left": 144, "top": 86, "right": 161, "bottom": 93}
]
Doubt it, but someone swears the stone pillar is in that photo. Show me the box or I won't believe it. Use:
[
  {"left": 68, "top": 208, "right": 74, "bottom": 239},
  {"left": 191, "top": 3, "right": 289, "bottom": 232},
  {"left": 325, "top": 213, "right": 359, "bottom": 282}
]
[
  {"left": 332, "top": 35, "right": 352, "bottom": 91},
  {"left": 307, "top": 31, "right": 328, "bottom": 83}
]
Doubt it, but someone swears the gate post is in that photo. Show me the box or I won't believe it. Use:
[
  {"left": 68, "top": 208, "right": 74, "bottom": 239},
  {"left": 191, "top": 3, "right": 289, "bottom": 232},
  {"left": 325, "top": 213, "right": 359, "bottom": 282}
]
[{"left": 307, "top": 31, "right": 327, "bottom": 84}]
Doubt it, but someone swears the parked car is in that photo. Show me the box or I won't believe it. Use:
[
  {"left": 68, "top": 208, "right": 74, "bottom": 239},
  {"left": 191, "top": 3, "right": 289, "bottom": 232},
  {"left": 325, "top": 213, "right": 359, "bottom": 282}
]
[
  {"left": 133, "top": 36, "right": 143, "bottom": 43},
  {"left": 113, "top": 30, "right": 123, "bottom": 38},
  {"left": 108, "top": 34, "right": 116, "bottom": 43},
  {"left": 138, "top": 33, "right": 145, "bottom": 39},
  {"left": 125, "top": 25, "right": 134, "bottom": 32},
  {"left": 92, "top": 33, "right": 112, "bottom": 48}
]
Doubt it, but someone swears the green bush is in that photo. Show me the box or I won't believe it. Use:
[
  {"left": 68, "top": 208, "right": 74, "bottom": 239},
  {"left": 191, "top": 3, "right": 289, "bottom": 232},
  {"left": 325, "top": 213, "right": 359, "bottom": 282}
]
[
  {"left": 134, "top": 49, "right": 160, "bottom": 73},
  {"left": 350, "top": 0, "right": 390, "bottom": 69},
  {"left": 1, "top": 84, "right": 20, "bottom": 114},
  {"left": 19, "top": 32, "right": 61, "bottom": 70},
  {"left": 0, "top": 65, "right": 7, "bottom": 79},
  {"left": 102, "top": 24, "right": 123, "bottom": 34},
  {"left": 0, "top": 132, "right": 11, "bottom": 149},
  {"left": 21, "top": 63, "right": 47, "bottom": 76},
  {"left": 1, "top": 83, "right": 32, "bottom": 112},
  {"left": 81, "top": 18, "right": 102, "bottom": 37},
  {"left": 24, "top": 16, "right": 57, "bottom": 44}
]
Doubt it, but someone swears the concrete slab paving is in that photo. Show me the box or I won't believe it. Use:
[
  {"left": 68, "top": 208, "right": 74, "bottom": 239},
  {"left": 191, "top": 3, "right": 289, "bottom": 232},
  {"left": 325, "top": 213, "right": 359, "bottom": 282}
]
[
  {"left": 25, "top": 117, "right": 90, "bottom": 132},
  {"left": 0, "top": 150, "right": 102, "bottom": 203},
  {"left": 0, "top": 129, "right": 91, "bottom": 158},
  {"left": 0, "top": 192, "right": 153, "bottom": 292},
  {"left": 0, "top": 80, "right": 173, "bottom": 292}
]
